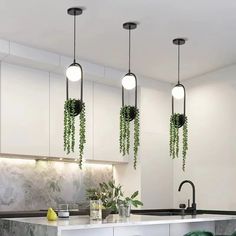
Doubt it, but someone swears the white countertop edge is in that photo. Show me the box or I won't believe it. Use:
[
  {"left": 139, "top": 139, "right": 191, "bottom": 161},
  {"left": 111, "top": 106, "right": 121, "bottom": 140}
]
[
  {"left": 3, "top": 214, "right": 236, "bottom": 231},
  {"left": 58, "top": 215, "right": 236, "bottom": 231}
]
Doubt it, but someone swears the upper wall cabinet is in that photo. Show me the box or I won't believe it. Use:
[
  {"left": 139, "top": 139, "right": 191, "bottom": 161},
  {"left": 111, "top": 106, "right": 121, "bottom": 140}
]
[
  {"left": 49, "top": 73, "right": 93, "bottom": 160},
  {"left": 93, "top": 83, "right": 128, "bottom": 163},
  {"left": 1, "top": 62, "right": 50, "bottom": 156}
]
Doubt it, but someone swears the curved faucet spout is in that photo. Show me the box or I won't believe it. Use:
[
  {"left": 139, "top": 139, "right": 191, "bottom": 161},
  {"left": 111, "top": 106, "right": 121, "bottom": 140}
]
[{"left": 178, "top": 180, "right": 196, "bottom": 215}]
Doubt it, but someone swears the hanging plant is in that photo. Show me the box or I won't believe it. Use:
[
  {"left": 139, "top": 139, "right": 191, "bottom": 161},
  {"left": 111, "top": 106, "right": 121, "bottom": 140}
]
[
  {"left": 120, "top": 105, "right": 140, "bottom": 169},
  {"left": 170, "top": 113, "right": 188, "bottom": 171},
  {"left": 64, "top": 98, "right": 86, "bottom": 169}
]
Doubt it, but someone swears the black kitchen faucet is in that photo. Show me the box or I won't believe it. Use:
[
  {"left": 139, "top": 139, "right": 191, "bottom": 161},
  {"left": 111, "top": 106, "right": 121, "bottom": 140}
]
[{"left": 178, "top": 180, "right": 197, "bottom": 215}]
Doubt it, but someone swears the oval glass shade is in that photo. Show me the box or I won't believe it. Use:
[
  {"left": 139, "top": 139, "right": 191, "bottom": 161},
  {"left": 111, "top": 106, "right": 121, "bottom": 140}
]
[
  {"left": 66, "top": 63, "right": 82, "bottom": 82},
  {"left": 172, "top": 85, "right": 185, "bottom": 99},
  {"left": 122, "top": 73, "right": 136, "bottom": 90}
]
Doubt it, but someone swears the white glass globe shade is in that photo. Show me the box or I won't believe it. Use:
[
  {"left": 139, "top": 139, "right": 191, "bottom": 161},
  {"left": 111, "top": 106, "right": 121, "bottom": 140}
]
[
  {"left": 122, "top": 74, "right": 136, "bottom": 90},
  {"left": 172, "top": 85, "right": 185, "bottom": 99},
  {"left": 66, "top": 64, "right": 82, "bottom": 82}
]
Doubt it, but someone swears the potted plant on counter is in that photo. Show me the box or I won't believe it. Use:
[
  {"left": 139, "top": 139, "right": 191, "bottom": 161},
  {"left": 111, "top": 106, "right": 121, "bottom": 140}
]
[
  {"left": 86, "top": 180, "right": 123, "bottom": 219},
  {"left": 86, "top": 180, "right": 143, "bottom": 219},
  {"left": 117, "top": 191, "right": 143, "bottom": 218}
]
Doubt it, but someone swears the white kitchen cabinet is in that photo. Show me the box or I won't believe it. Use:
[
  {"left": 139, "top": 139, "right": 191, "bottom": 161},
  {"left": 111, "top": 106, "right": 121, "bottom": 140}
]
[
  {"left": 49, "top": 73, "right": 93, "bottom": 160},
  {"left": 61, "top": 228, "right": 113, "bottom": 236},
  {"left": 114, "top": 225, "right": 169, "bottom": 236},
  {"left": 1, "top": 62, "right": 50, "bottom": 156},
  {"left": 93, "top": 83, "right": 128, "bottom": 163},
  {"left": 170, "top": 222, "right": 215, "bottom": 236}
]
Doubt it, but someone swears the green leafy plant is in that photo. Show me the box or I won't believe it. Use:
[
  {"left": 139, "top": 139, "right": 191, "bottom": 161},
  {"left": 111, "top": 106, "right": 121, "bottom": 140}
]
[
  {"left": 120, "top": 106, "right": 140, "bottom": 169},
  {"left": 118, "top": 190, "right": 143, "bottom": 208},
  {"left": 64, "top": 99, "right": 86, "bottom": 169},
  {"left": 86, "top": 180, "right": 123, "bottom": 212},
  {"left": 170, "top": 113, "right": 188, "bottom": 171},
  {"left": 86, "top": 180, "right": 143, "bottom": 212}
]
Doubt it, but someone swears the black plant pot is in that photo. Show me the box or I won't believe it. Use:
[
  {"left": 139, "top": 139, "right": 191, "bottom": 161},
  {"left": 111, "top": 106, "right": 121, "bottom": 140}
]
[
  {"left": 173, "top": 114, "right": 186, "bottom": 128},
  {"left": 68, "top": 99, "right": 83, "bottom": 117},
  {"left": 124, "top": 106, "right": 136, "bottom": 122}
]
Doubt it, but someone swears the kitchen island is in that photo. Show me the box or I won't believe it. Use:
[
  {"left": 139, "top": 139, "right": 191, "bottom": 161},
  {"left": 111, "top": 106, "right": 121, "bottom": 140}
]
[{"left": 1, "top": 214, "right": 236, "bottom": 236}]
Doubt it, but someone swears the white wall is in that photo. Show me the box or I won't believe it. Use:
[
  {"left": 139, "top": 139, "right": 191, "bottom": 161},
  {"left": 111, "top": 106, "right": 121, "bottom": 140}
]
[
  {"left": 173, "top": 64, "right": 236, "bottom": 210},
  {"left": 114, "top": 83, "right": 174, "bottom": 209},
  {"left": 140, "top": 86, "right": 173, "bottom": 209}
]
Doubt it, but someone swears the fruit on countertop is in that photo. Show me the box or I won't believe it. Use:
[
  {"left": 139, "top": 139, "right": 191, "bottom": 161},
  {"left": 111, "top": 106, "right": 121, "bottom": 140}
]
[{"left": 47, "top": 208, "right": 58, "bottom": 221}]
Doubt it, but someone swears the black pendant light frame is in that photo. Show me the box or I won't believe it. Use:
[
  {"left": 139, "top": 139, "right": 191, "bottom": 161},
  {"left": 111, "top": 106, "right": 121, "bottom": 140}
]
[
  {"left": 66, "top": 7, "right": 84, "bottom": 116},
  {"left": 122, "top": 22, "right": 138, "bottom": 121},
  {"left": 172, "top": 38, "right": 187, "bottom": 128}
]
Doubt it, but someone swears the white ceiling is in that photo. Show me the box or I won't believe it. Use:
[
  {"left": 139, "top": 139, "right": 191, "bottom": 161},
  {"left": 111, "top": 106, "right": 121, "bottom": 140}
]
[{"left": 0, "top": 0, "right": 236, "bottom": 82}]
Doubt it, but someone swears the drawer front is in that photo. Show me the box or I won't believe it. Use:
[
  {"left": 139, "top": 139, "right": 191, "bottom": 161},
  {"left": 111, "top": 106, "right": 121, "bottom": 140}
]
[
  {"left": 170, "top": 222, "right": 215, "bottom": 236},
  {"left": 114, "top": 224, "right": 169, "bottom": 236},
  {"left": 61, "top": 227, "right": 113, "bottom": 236}
]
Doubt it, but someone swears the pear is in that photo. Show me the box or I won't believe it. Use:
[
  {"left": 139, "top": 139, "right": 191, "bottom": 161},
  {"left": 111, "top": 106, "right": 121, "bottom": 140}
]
[{"left": 47, "top": 208, "right": 58, "bottom": 221}]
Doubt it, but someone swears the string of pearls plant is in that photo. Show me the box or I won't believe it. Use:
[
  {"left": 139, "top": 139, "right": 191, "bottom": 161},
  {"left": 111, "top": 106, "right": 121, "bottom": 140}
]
[
  {"left": 120, "top": 105, "right": 140, "bottom": 169},
  {"left": 170, "top": 113, "right": 188, "bottom": 171},
  {"left": 64, "top": 99, "right": 86, "bottom": 169}
]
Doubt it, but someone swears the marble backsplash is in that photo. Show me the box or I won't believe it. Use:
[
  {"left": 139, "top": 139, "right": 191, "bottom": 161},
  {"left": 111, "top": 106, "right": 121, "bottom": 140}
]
[{"left": 0, "top": 157, "right": 113, "bottom": 211}]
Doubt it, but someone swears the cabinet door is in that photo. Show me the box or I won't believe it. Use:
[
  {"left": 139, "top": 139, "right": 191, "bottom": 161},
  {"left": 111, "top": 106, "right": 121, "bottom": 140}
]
[
  {"left": 61, "top": 227, "right": 113, "bottom": 236},
  {"left": 114, "top": 225, "right": 169, "bottom": 236},
  {"left": 93, "top": 83, "right": 128, "bottom": 163},
  {"left": 1, "top": 62, "right": 49, "bottom": 156},
  {"left": 49, "top": 73, "right": 93, "bottom": 160}
]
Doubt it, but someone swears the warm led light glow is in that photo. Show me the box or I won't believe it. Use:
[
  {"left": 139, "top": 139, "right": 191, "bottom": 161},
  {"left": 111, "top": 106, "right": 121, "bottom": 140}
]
[
  {"left": 172, "top": 85, "right": 185, "bottom": 99},
  {"left": 0, "top": 157, "right": 36, "bottom": 165},
  {"left": 66, "top": 64, "right": 82, "bottom": 82},
  {"left": 85, "top": 162, "right": 113, "bottom": 169},
  {"left": 122, "top": 74, "right": 136, "bottom": 90}
]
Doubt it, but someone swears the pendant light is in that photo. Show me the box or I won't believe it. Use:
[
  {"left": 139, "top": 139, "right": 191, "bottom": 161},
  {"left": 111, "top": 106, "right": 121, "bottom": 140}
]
[
  {"left": 122, "top": 22, "right": 137, "bottom": 90},
  {"left": 172, "top": 38, "right": 186, "bottom": 127},
  {"left": 170, "top": 38, "right": 188, "bottom": 171},
  {"left": 66, "top": 7, "right": 83, "bottom": 82},
  {"left": 66, "top": 7, "right": 84, "bottom": 115},
  {"left": 122, "top": 22, "right": 138, "bottom": 121}
]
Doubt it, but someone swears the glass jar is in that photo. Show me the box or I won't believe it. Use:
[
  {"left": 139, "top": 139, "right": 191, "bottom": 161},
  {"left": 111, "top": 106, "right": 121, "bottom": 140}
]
[
  {"left": 58, "top": 203, "right": 70, "bottom": 218},
  {"left": 118, "top": 203, "right": 131, "bottom": 218},
  {"left": 90, "top": 200, "right": 102, "bottom": 220}
]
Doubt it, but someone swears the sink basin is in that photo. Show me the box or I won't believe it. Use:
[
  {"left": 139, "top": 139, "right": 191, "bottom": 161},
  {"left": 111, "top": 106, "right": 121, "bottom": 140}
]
[{"left": 133, "top": 211, "right": 202, "bottom": 216}]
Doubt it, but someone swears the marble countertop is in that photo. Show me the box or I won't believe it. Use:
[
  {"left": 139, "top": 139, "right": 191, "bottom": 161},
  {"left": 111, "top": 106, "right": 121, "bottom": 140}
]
[{"left": 3, "top": 214, "right": 236, "bottom": 231}]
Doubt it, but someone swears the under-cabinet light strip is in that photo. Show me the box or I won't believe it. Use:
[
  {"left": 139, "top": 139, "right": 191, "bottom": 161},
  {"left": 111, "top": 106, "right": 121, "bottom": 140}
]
[{"left": 0, "top": 153, "right": 113, "bottom": 167}]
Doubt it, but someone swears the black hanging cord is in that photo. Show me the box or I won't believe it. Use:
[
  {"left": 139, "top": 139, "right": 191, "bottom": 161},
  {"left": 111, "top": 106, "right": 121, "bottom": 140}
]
[
  {"left": 128, "top": 27, "right": 131, "bottom": 73},
  {"left": 73, "top": 13, "right": 76, "bottom": 63},
  {"left": 177, "top": 44, "right": 180, "bottom": 84}
]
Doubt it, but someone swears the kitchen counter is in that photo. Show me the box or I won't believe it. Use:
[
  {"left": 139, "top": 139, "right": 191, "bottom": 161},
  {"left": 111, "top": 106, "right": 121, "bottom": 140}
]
[
  {"left": 2, "top": 208, "right": 236, "bottom": 218},
  {"left": 1, "top": 214, "right": 236, "bottom": 236}
]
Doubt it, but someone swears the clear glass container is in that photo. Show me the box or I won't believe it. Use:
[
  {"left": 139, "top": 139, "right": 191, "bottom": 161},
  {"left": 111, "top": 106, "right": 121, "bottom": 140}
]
[
  {"left": 90, "top": 200, "right": 102, "bottom": 220},
  {"left": 58, "top": 203, "right": 70, "bottom": 218},
  {"left": 118, "top": 203, "right": 131, "bottom": 218}
]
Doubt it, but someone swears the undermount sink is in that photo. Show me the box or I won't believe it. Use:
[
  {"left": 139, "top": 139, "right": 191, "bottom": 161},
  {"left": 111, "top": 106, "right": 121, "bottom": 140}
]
[{"left": 133, "top": 210, "right": 203, "bottom": 217}]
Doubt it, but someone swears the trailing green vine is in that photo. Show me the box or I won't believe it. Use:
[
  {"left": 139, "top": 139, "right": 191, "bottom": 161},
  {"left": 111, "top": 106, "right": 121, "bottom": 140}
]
[
  {"left": 64, "top": 99, "right": 86, "bottom": 169},
  {"left": 134, "top": 109, "right": 140, "bottom": 169},
  {"left": 120, "top": 105, "right": 140, "bottom": 169},
  {"left": 79, "top": 103, "right": 86, "bottom": 168},
  {"left": 170, "top": 113, "right": 188, "bottom": 171}
]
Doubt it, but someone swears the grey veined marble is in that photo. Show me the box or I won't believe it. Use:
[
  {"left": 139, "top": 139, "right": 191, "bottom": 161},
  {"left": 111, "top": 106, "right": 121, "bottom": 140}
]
[
  {"left": 0, "top": 157, "right": 113, "bottom": 211},
  {"left": 215, "top": 220, "right": 236, "bottom": 235},
  {"left": 0, "top": 219, "right": 57, "bottom": 236}
]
